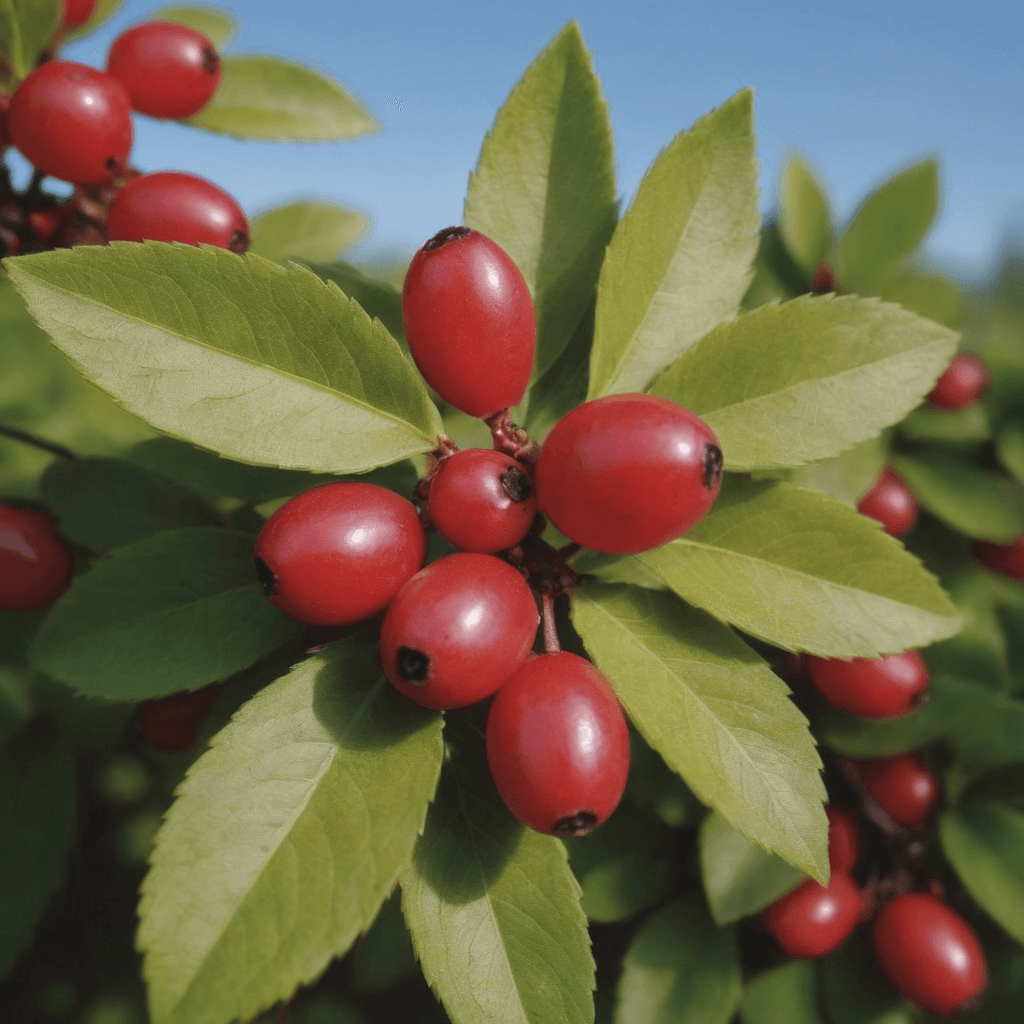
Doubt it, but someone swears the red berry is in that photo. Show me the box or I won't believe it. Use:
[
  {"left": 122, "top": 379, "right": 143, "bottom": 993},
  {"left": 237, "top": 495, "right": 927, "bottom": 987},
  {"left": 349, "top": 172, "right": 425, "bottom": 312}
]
[
  {"left": 428, "top": 449, "right": 536, "bottom": 553},
  {"left": 7, "top": 62, "right": 132, "bottom": 185},
  {"left": 973, "top": 534, "right": 1024, "bottom": 583},
  {"left": 857, "top": 467, "right": 917, "bottom": 538},
  {"left": 107, "top": 21, "right": 221, "bottom": 120},
  {"left": 759, "top": 872, "right": 863, "bottom": 958},
  {"left": 254, "top": 482, "right": 425, "bottom": 627},
  {"left": 486, "top": 651, "right": 629, "bottom": 836},
  {"left": 806, "top": 650, "right": 929, "bottom": 719},
  {"left": 106, "top": 171, "right": 250, "bottom": 252},
  {"left": 0, "top": 504, "right": 75, "bottom": 611},
  {"left": 928, "top": 353, "right": 990, "bottom": 409},
  {"left": 826, "top": 805, "right": 862, "bottom": 873},
  {"left": 61, "top": 0, "right": 98, "bottom": 30},
  {"left": 380, "top": 553, "right": 538, "bottom": 709},
  {"left": 873, "top": 893, "right": 987, "bottom": 1016},
  {"left": 812, "top": 263, "right": 836, "bottom": 294},
  {"left": 856, "top": 753, "right": 939, "bottom": 828},
  {"left": 535, "top": 394, "right": 723, "bottom": 554},
  {"left": 402, "top": 227, "right": 536, "bottom": 417},
  {"left": 135, "top": 684, "right": 218, "bottom": 751}
]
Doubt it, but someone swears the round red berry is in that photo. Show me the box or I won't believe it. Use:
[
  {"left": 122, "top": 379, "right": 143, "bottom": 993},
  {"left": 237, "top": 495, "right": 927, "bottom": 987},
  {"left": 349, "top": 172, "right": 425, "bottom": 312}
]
[
  {"left": 857, "top": 467, "right": 918, "bottom": 538},
  {"left": 106, "top": 171, "right": 249, "bottom": 252},
  {"left": 135, "top": 684, "right": 218, "bottom": 751},
  {"left": 759, "top": 872, "right": 863, "bottom": 958},
  {"left": 486, "top": 651, "right": 629, "bottom": 837},
  {"left": 8, "top": 62, "right": 132, "bottom": 185},
  {"left": 402, "top": 227, "right": 536, "bottom": 417},
  {"left": 380, "top": 553, "right": 538, "bottom": 710},
  {"left": 806, "top": 650, "right": 929, "bottom": 719},
  {"left": 254, "top": 482, "right": 425, "bottom": 627},
  {"left": 812, "top": 263, "right": 836, "bottom": 294},
  {"left": 61, "top": 0, "right": 97, "bottom": 31},
  {"left": 107, "top": 21, "right": 221, "bottom": 120},
  {"left": 873, "top": 893, "right": 987, "bottom": 1016},
  {"left": 826, "top": 805, "right": 862, "bottom": 874},
  {"left": 973, "top": 534, "right": 1024, "bottom": 583},
  {"left": 928, "top": 352, "right": 990, "bottom": 409},
  {"left": 0, "top": 504, "right": 74, "bottom": 611},
  {"left": 856, "top": 752, "right": 939, "bottom": 828},
  {"left": 535, "top": 394, "right": 722, "bottom": 554}
]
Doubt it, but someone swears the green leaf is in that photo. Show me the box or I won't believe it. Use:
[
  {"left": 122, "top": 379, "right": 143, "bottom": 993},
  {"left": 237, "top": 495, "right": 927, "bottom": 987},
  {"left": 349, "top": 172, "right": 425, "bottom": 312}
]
[
  {"left": 185, "top": 55, "right": 380, "bottom": 140},
  {"left": 149, "top": 4, "right": 235, "bottom": 47},
  {"left": 0, "top": 0, "right": 59, "bottom": 81},
  {"left": 822, "top": 932, "right": 913, "bottom": 1024},
  {"left": 30, "top": 674, "right": 137, "bottom": 752},
  {"left": 877, "top": 272, "right": 963, "bottom": 328},
  {"left": 0, "top": 668, "right": 31, "bottom": 745},
  {"left": 997, "top": 422, "right": 1024, "bottom": 485},
  {"left": 347, "top": 890, "right": 415, "bottom": 993},
  {"left": 249, "top": 203, "right": 366, "bottom": 265},
  {"left": 779, "top": 157, "right": 831, "bottom": 275},
  {"left": 740, "top": 960, "right": 823, "bottom": 1024},
  {"left": 465, "top": 21, "right": 616, "bottom": 385},
  {"left": 138, "top": 636, "right": 444, "bottom": 1024},
  {"left": 588, "top": 89, "right": 759, "bottom": 398},
  {"left": 399, "top": 719, "right": 594, "bottom": 1024},
  {"left": 305, "top": 261, "right": 406, "bottom": 347},
  {"left": 948, "top": 694, "right": 1024, "bottom": 777},
  {"left": 571, "top": 583, "right": 828, "bottom": 881},
  {"left": 614, "top": 896, "right": 740, "bottom": 1024},
  {"left": 28, "top": 528, "right": 301, "bottom": 701},
  {"left": 699, "top": 812, "right": 804, "bottom": 926},
  {"left": 7, "top": 245, "right": 443, "bottom": 474},
  {"left": 898, "top": 402, "right": 991, "bottom": 443},
  {"left": 742, "top": 222, "right": 809, "bottom": 310},
  {"left": 836, "top": 160, "right": 938, "bottom": 292},
  {"left": 649, "top": 295, "right": 958, "bottom": 471},
  {"left": 638, "top": 477, "right": 962, "bottom": 658},
  {"left": 784, "top": 436, "right": 887, "bottom": 506}
]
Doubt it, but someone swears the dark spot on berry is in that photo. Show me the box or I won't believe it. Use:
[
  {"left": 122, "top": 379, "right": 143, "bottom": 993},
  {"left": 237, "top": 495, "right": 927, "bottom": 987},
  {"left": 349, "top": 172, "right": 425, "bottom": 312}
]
[
  {"left": 552, "top": 811, "right": 598, "bottom": 837},
  {"left": 254, "top": 556, "right": 277, "bottom": 596},
  {"left": 500, "top": 465, "right": 532, "bottom": 502},
  {"left": 202, "top": 46, "right": 220, "bottom": 76},
  {"left": 423, "top": 225, "right": 472, "bottom": 252},
  {"left": 909, "top": 690, "right": 930, "bottom": 710},
  {"left": 397, "top": 646, "right": 430, "bottom": 683},
  {"left": 703, "top": 443, "right": 723, "bottom": 489},
  {"left": 105, "top": 157, "right": 119, "bottom": 175},
  {"left": 229, "top": 230, "right": 249, "bottom": 255}
]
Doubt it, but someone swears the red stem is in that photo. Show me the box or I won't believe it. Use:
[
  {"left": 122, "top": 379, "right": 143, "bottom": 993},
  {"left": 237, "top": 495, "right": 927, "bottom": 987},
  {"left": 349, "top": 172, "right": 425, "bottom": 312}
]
[{"left": 542, "top": 593, "right": 561, "bottom": 654}]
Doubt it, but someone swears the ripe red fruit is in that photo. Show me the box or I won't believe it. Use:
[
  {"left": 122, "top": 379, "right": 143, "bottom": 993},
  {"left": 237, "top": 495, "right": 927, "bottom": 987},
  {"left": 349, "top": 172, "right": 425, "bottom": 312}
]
[
  {"left": 135, "top": 684, "right": 219, "bottom": 751},
  {"left": 486, "top": 651, "right": 629, "bottom": 837},
  {"left": 872, "top": 893, "right": 988, "bottom": 1016},
  {"left": 380, "top": 553, "right": 538, "bottom": 709},
  {"left": 928, "top": 352, "right": 991, "bottom": 409},
  {"left": 402, "top": 227, "right": 536, "bottom": 417},
  {"left": 107, "top": 21, "right": 221, "bottom": 120},
  {"left": 0, "top": 505, "right": 75, "bottom": 611},
  {"left": 826, "top": 805, "right": 862, "bottom": 874},
  {"left": 428, "top": 449, "right": 536, "bottom": 553},
  {"left": 7, "top": 62, "right": 132, "bottom": 185},
  {"left": 535, "top": 394, "right": 723, "bottom": 554},
  {"left": 857, "top": 467, "right": 918, "bottom": 538},
  {"left": 806, "top": 650, "right": 929, "bottom": 719},
  {"left": 106, "top": 171, "right": 250, "bottom": 252},
  {"left": 759, "top": 872, "right": 863, "bottom": 958},
  {"left": 254, "top": 482, "right": 425, "bottom": 627},
  {"left": 60, "top": 0, "right": 98, "bottom": 31},
  {"left": 856, "top": 753, "right": 939, "bottom": 828},
  {"left": 811, "top": 263, "right": 836, "bottom": 294},
  {"left": 973, "top": 534, "right": 1024, "bottom": 583}
]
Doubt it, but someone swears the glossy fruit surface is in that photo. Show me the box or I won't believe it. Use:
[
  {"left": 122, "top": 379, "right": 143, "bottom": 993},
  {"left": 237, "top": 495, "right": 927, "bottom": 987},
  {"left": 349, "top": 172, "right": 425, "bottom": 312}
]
[
  {"left": 806, "top": 650, "right": 929, "bottom": 719},
  {"left": 106, "top": 171, "right": 250, "bottom": 252},
  {"left": 254, "top": 482, "right": 425, "bottom": 627},
  {"left": 826, "top": 805, "right": 862, "bottom": 873},
  {"left": 928, "top": 352, "right": 990, "bottom": 409},
  {"left": 380, "top": 553, "right": 538, "bottom": 709},
  {"left": 135, "top": 685, "right": 218, "bottom": 751},
  {"left": 402, "top": 227, "right": 535, "bottom": 417},
  {"left": 873, "top": 893, "right": 988, "bottom": 1016},
  {"left": 486, "top": 651, "right": 629, "bottom": 837},
  {"left": 61, "top": 0, "right": 98, "bottom": 30},
  {"left": 107, "top": 21, "right": 221, "bottom": 119},
  {"left": 856, "top": 752, "right": 939, "bottom": 828},
  {"left": 973, "top": 534, "right": 1024, "bottom": 583},
  {"left": 428, "top": 449, "right": 536, "bottom": 553},
  {"left": 535, "top": 393, "right": 723, "bottom": 554},
  {"left": 857, "top": 467, "right": 918, "bottom": 538},
  {"left": 759, "top": 872, "right": 863, "bottom": 958},
  {"left": 0, "top": 504, "right": 75, "bottom": 611},
  {"left": 8, "top": 62, "right": 132, "bottom": 185}
]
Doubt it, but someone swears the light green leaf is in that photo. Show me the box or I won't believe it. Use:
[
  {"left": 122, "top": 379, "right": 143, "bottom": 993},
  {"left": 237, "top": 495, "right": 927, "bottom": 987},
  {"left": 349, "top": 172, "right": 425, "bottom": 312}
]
[
  {"left": 0, "top": 0, "right": 59, "bottom": 81},
  {"left": 898, "top": 402, "right": 991, "bottom": 443},
  {"left": 785, "top": 436, "right": 887, "bottom": 505},
  {"left": 185, "top": 55, "right": 380, "bottom": 140},
  {"left": 249, "top": 203, "right": 366, "bottom": 265},
  {"left": 305, "top": 261, "right": 406, "bottom": 347},
  {"left": 649, "top": 295, "right": 958, "bottom": 471},
  {"left": 28, "top": 528, "right": 301, "bottom": 701},
  {"left": 779, "top": 156, "right": 831, "bottom": 274},
  {"left": 150, "top": 4, "right": 234, "bottom": 47},
  {"left": 572, "top": 583, "right": 828, "bottom": 881},
  {"left": 639, "top": 477, "right": 963, "bottom": 658},
  {"left": 7, "top": 244, "right": 443, "bottom": 474},
  {"left": 997, "top": 422, "right": 1024, "bottom": 485},
  {"left": 877, "top": 272, "right": 963, "bottom": 328},
  {"left": 588, "top": 89, "right": 759, "bottom": 398},
  {"left": 740, "top": 960, "right": 823, "bottom": 1024},
  {"left": 138, "top": 636, "right": 444, "bottom": 1024}
]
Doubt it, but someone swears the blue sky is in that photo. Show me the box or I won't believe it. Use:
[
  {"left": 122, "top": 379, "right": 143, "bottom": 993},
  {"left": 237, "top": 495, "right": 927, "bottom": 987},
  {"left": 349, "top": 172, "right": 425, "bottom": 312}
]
[{"left": 61, "top": 0, "right": 1024, "bottom": 282}]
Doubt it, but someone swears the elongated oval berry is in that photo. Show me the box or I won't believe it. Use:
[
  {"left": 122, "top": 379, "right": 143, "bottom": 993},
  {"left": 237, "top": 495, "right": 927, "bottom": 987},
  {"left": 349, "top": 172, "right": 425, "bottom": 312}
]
[
  {"left": 380, "top": 552, "right": 538, "bottom": 709},
  {"left": 856, "top": 752, "right": 939, "bottom": 828},
  {"left": 973, "top": 534, "right": 1024, "bottom": 584},
  {"left": 61, "top": 0, "right": 98, "bottom": 30},
  {"left": 0, "top": 504, "right": 75, "bottom": 611},
  {"left": 135, "top": 684, "right": 218, "bottom": 751},
  {"left": 254, "top": 482, "right": 425, "bottom": 627},
  {"left": 857, "top": 467, "right": 917, "bottom": 538},
  {"left": 486, "top": 651, "right": 630, "bottom": 837},
  {"left": 873, "top": 893, "right": 987, "bottom": 1016},
  {"left": 402, "top": 227, "right": 535, "bottom": 417},
  {"left": 106, "top": 171, "right": 250, "bottom": 252},
  {"left": 928, "top": 352, "right": 990, "bottom": 409},
  {"left": 826, "top": 805, "right": 862, "bottom": 874},
  {"left": 535, "top": 393, "right": 723, "bottom": 554},
  {"left": 759, "top": 872, "right": 863, "bottom": 958},
  {"left": 806, "top": 650, "right": 929, "bottom": 719}
]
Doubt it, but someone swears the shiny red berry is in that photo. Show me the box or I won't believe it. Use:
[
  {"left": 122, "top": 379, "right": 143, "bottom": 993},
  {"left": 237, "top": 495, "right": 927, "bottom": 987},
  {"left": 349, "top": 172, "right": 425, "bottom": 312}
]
[
  {"left": 107, "top": 21, "right": 221, "bottom": 120},
  {"left": 759, "top": 872, "right": 863, "bottom": 958},
  {"left": 535, "top": 394, "right": 723, "bottom": 554},
  {"left": 873, "top": 893, "right": 988, "bottom": 1016},
  {"left": 856, "top": 753, "right": 939, "bottom": 828},
  {"left": 61, "top": 0, "right": 97, "bottom": 31},
  {"left": 806, "top": 650, "right": 929, "bottom": 719},
  {"left": 826, "top": 805, "right": 862, "bottom": 874},
  {"left": 857, "top": 467, "right": 918, "bottom": 538},
  {"left": 106, "top": 171, "right": 249, "bottom": 252},
  {"left": 402, "top": 227, "right": 536, "bottom": 417},
  {"left": 254, "top": 482, "right": 425, "bottom": 627},
  {"left": 973, "top": 534, "right": 1024, "bottom": 583},
  {"left": 8, "top": 62, "right": 132, "bottom": 185},
  {"left": 0, "top": 504, "right": 75, "bottom": 611},
  {"left": 486, "top": 651, "right": 629, "bottom": 837},
  {"left": 135, "top": 684, "right": 218, "bottom": 751},
  {"left": 928, "top": 352, "right": 990, "bottom": 409}
]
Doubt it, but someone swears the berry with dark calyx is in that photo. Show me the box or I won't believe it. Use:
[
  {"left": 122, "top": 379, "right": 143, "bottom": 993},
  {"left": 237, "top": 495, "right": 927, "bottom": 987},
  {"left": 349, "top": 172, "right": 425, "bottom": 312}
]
[
  {"left": 135, "top": 685, "right": 218, "bottom": 752},
  {"left": 535, "top": 393, "right": 723, "bottom": 554},
  {"left": 60, "top": 0, "right": 98, "bottom": 31},
  {"left": 254, "top": 482, "right": 425, "bottom": 627},
  {"left": 0, "top": 504, "right": 75, "bottom": 611},
  {"left": 486, "top": 651, "right": 629, "bottom": 837},
  {"left": 973, "top": 534, "right": 1024, "bottom": 584},
  {"left": 107, "top": 21, "right": 221, "bottom": 120},
  {"left": 857, "top": 467, "right": 917, "bottom": 538},
  {"left": 806, "top": 650, "right": 929, "bottom": 719},
  {"left": 7, "top": 62, "right": 132, "bottom": 185},
  {"left": 380, "top": 553, "right": 538, "bottom": 710},
  {"left": 759, "top": 871, "right": 863, "bottom": 958},
  {"left": 106, "top": 171, "right": 250, "bottom": 252},
  {"left": 826, "top": 804, "right": 862, "bottom": 873},
  {"left": 872, "top": 893, "right": 988, "bottom": 1016},
  {"left": 812, "top": 263, "right": 836, "bottom": 294},
  {"left": 402, "top": 227, "right": 536, "bottom": 417},
  {"left": 928, "top": 352, "right": 991, "bottom": 409},
  {"left": 855, "top": 752, "right": 939, "bottom": 828}
]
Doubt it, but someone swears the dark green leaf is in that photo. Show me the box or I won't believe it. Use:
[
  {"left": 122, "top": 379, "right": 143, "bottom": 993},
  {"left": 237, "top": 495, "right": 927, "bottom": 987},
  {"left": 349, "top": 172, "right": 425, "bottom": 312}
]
[
  {"left": 30, "top": 674, "right": 137, "bottom": 752},
  {"left": 304, "top": 261, "right": 406, "bottom": 347},
  {"left": 997, "top": 422, "right": 1024, "bottom": 485},
  {"left": 626, "top": 728, "right": 702, "bottom": 828},
  {"left": 898, "top": 402, "right": 991, "bottom": 443},
  {"left": 348, "top": 891, "right": 416, "bottom": 993},
  {"left": 740, "top": 960, "right": 823, "bottom": 1024},
  {"left": 822, "top": 932, "right": 912, "bottom": 1024},
  {"left": 969, "top": 943, "right": 1024, "bottom": 1024},
  {"left": 0, "top": 667, "right": 31, "bottom": 745},
  {"left": 149, "top": 4, "right": 234, "bottom": 47},
  {"left": 0, "top": 0, "right": 60, "bottom": 81},
  {"left": 779, "top": 157, "right": 831, "bottom": 275},
  {"left": 249, "top": 203, "right": 366, "bottom": 264},
  {"left": 742, "top": 223, "right": 809, "bottom": 310},
  {"left": 948, "top": 694, "right": 1024, "bottom": 777}
]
